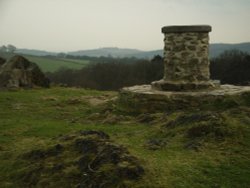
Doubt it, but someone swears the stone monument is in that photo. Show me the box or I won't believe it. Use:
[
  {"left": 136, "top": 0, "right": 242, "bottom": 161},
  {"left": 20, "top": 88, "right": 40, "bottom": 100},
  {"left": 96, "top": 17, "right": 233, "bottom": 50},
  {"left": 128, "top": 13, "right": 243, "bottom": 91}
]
[
  {"left": 119, "top": 25, "right": 250, "bottom": 113},
  {"left": 152, "top": 25, "right": 219, "bottom": 91}
]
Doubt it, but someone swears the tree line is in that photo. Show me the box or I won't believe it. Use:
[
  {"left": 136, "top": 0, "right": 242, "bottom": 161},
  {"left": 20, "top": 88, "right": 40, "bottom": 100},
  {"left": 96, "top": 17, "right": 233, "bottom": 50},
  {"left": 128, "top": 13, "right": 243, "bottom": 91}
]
[
  {"left": 210, "top": 50, "right": 250, "bottom": 85},
  {"left": 46, "top": 55, "right": 164, "bottom": 90},
  {"left": 46, "top": 50, "right": 250, "bottom": 90},
  {"left": 0, "top": 44, "right": 17, "bottom": 53}
]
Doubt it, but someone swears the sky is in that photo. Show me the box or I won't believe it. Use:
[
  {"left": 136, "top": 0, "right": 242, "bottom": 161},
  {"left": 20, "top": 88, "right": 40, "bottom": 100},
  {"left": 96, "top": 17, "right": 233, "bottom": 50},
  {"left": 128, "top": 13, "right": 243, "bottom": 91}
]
[{"left": 0, "top": 0, "right": 250, "bottom": 52}]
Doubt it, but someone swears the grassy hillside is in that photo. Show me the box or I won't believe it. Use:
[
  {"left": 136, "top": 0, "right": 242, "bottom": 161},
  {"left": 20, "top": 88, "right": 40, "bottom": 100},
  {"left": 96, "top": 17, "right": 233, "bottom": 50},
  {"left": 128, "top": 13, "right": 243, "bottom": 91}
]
[
  {"left": 0, "top": 87, "right": 250, "bottom": 187},
  {"left": 0, "top": 52, "right": 89, "bottom": 72},
  {"left": 24, "top": 55, "right": 89, "bottom": 72}
]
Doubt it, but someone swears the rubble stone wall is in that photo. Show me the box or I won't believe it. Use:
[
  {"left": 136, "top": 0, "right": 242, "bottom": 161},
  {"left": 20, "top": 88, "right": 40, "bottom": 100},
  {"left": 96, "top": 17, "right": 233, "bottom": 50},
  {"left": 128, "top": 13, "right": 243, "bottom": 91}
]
[{"left": 163, "top": 32, "right": 210, "bottom": 82}]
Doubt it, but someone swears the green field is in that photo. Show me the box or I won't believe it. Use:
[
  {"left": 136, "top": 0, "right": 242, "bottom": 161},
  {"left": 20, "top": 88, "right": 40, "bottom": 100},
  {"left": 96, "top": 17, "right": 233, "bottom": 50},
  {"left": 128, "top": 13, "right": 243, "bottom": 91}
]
[
  {"left": 0, "top": 52, "right": 89, "bottom": 72},
  {"left": 24, "top": 55, "right": 89, "bottom": 72},
  {"left": 0, "top": 87, "right": 250, "bottom": 187}
]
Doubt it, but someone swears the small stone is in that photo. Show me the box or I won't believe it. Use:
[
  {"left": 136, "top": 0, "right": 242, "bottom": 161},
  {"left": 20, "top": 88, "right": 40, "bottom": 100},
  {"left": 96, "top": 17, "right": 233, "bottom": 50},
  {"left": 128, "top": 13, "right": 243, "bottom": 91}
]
[
  {"left": 189, "top": 58, "right": 199, "bottom": 64},
  {"left": 187, "top": 45, "right": 196, "bottom": 51}
]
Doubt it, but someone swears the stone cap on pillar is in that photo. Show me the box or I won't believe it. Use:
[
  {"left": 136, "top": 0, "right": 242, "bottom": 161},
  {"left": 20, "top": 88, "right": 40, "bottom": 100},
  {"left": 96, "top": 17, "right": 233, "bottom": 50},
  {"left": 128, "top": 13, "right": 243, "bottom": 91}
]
[{"left": 162, "top": 25, "right": 212, "bottom": 33}]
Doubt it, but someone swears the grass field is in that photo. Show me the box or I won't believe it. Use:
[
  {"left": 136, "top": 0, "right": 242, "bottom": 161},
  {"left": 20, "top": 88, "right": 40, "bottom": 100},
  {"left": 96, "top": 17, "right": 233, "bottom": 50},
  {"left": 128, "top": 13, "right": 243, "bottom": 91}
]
[
  {"left": 24, "top": 55, "right": 89, "bottom": 72},
  {"left": 0, "top": 87, "right": 250, "bottom": 187},
  {"left": 0, "top": 52, "right": 89, "bottom": 72}
]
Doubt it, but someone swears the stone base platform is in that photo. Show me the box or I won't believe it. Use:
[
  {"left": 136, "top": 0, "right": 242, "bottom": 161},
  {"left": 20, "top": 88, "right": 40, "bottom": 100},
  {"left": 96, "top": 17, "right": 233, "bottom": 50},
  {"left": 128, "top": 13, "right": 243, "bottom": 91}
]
[
  {"left": 151, "top": 79, "right": 220, "bottom": 91},
  {"left": 118, "top": 84, "right": 250, "bottom": 113}
]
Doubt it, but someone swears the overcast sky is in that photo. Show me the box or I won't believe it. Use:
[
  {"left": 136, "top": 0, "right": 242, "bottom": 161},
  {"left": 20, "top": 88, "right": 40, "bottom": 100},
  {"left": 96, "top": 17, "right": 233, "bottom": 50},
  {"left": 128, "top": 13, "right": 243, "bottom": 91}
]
[{"left": 0, "top": 0, "right": 249, "bottom": 52}]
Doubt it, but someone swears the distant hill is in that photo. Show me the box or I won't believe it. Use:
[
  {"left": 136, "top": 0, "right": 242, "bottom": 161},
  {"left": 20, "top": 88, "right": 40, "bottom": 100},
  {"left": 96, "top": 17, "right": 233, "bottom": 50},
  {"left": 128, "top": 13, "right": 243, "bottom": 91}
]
[
  {"left": 133, "top": 43, "right": 250, "bottom": 59},
  {"left": 209, "top": 43, "right": 250, "bottom": 58},
  {"left": 15, "top": 49, "right": 57, "bottom": 56},
  {"left": 130, "top": 50, "right": 163, "bottom": 59},
  {"left": 9, "top": 43, "right": 250, "bottom": 59},
  {"left": 68, "top": 47, "right": 143, "bottom": 57},
  {"left": 68, "top": 43, "right": 250, "bottom": 59}
]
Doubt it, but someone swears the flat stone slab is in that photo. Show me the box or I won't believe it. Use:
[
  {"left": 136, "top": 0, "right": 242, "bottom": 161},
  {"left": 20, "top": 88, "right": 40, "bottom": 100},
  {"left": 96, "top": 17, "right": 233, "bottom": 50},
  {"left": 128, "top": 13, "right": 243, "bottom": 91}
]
[
  {"left": 118, "top": 85, "right": 250, "bottom": 113},
  {"left": 162, "top": 25, "right": 212, "bottom": 33}
]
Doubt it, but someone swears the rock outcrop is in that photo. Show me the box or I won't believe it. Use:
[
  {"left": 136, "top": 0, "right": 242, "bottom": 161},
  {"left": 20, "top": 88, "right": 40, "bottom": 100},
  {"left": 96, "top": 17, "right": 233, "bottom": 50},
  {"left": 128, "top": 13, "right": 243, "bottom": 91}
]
[{"left": 0, "top": 55, "right": 49, "bottom": 88}]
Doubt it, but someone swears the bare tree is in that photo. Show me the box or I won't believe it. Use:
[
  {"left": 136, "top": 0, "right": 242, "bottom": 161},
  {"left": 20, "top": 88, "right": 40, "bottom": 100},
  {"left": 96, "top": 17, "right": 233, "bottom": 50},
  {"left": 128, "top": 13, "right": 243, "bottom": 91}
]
[
  {"left": 0, "top": 45, "right": 7, "bottom": 52},
  {"left": 7, "top": 44, "right": 17, "bottom": 53}
]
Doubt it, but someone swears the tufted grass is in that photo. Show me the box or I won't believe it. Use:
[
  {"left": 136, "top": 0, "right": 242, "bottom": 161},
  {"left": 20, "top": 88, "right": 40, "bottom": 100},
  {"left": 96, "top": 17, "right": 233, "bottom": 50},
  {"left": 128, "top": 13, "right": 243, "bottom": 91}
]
[{"left": 0, "top": 87, "right": 250, "bottom": 187}]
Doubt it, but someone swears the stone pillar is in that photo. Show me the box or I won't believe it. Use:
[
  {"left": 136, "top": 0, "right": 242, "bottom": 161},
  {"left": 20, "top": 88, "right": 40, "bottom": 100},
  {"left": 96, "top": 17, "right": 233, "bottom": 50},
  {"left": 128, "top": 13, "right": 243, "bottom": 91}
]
[{"left": 152, "top": 25, "right": 219, "bottom": 91}]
